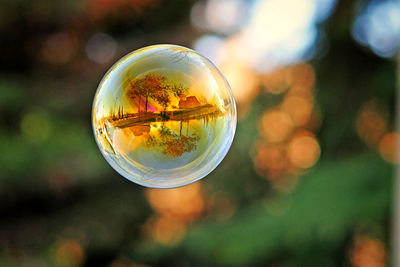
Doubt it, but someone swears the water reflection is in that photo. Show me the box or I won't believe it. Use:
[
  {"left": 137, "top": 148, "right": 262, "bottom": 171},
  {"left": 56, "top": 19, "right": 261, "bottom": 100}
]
[{"left": 97, "top": 73, "right": 224, "bottom": 159}]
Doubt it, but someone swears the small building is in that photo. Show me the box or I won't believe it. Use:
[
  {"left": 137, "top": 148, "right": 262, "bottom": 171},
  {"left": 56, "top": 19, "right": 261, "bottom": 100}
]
[{"left": 179, "top": 96, "right": 201, "bottom": 109}]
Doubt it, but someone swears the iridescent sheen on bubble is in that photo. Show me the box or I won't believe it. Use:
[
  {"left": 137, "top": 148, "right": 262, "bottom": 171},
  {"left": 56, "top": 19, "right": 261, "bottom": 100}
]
[{"left": 92, "top": 45, "right": 236, "bottom": 188}]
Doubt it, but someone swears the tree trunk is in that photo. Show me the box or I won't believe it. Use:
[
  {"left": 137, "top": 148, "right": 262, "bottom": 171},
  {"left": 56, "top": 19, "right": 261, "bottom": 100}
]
[{"left": 138, "top": 96, "right": 141, "bottom": 118}]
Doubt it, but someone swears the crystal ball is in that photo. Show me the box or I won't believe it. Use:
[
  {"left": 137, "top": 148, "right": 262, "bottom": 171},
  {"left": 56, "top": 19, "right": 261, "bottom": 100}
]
[{"left": 92, "top": 44, "right": 236, "bottom": 188}]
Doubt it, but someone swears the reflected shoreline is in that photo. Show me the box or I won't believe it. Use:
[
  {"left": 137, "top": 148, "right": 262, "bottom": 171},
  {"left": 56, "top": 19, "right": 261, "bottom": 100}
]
[
  {"left": 97, "top": 104, "right": 224, "bottom": 158},
  {"left": 105, "top": 103, "right": 222, "bottom": 128}
]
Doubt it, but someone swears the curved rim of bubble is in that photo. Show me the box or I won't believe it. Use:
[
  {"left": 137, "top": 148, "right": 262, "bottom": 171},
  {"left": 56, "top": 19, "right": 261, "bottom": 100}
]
[{"left": 91, "top": 44, "right": 237, "bottom": 189}]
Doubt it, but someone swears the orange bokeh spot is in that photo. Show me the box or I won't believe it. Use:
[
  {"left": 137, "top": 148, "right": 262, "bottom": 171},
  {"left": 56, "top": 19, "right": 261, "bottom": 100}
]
[
  {"left": 379, "top": 132, "right": 399, "bottom": 164},
  {"left": 287, "top": 131, "right": 320, "bottom": 169},
  {"left": 145, "top": 215, "right": 187, "bottom": 245},
  {"left": 282, "top": 95, "right": 313, "bottom": 127},
  {"left": 262, "top": 67, "right": 292, "bottom": 95},
  {"left": 208, "top": 196, "right": 237, "bottom": 221},
  {"left": 146, "top": 182, "right": 204, "bottom": 223},
  {"left": 42, "top": 32, "right": 78, "bottom": 64},
  {"left": 259, "top": 109, "right": 293, "bottom": 142},
  {"left": 253, "top": 142, "right": 286, "bottom": 179},
  {"left": 220, "top": 59, "right": 259, "bottom": 105},
  {"left": 356, "top": 100, "right": 387, "bottom": 148},
  {"left": 290, "top": 63, "right": 315, "bottom": 88},
  {"left": 54, "top": 240, "right": 84, "bottom": 267},
  {"left": 286, "top": 84, "right": 314, "bottom": 101},
  {"left": 351, "top": 235, "right": 387, "bottom": 267},
  {"left": 262, "top": 63, "right": 315, "bottom": 95}
]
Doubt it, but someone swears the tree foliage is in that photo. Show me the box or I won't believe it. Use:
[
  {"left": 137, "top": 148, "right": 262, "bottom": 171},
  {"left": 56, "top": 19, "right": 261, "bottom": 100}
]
[{"left": 129, "top": 74, "right": 190, "bottom": 112}]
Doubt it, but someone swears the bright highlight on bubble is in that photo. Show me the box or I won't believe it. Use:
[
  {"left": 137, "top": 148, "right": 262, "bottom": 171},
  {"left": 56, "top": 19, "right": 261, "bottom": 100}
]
[{"left": 92, "top": 45, "right": 237, "bottom": 188}]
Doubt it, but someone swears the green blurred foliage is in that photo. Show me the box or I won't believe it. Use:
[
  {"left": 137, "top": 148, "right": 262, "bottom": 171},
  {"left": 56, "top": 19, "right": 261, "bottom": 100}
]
[{"left": 134, "top": 154, "right": 392, "bottom": 266}]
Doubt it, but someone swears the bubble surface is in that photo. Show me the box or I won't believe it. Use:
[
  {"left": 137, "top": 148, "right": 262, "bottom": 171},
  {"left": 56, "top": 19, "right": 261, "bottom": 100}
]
[{"left": 92, "top": 44, "right": 236, "bottom": 188}]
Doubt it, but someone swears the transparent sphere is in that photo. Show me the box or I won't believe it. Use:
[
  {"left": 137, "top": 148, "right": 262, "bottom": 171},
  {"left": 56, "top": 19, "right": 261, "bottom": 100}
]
[{"left": 92, "top": 44, "right": 236, "bottom": 188}]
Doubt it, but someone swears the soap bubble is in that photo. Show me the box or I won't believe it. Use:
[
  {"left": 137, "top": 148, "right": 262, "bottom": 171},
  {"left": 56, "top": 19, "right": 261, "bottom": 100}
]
[{"left": 92, "top": 44, "right": 236, "bottom": 188}]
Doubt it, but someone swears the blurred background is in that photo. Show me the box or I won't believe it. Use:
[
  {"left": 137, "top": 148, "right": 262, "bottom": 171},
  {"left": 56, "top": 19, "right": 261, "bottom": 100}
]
[{"left": 1, "top": 0, "right": 399, "bottom": 266}]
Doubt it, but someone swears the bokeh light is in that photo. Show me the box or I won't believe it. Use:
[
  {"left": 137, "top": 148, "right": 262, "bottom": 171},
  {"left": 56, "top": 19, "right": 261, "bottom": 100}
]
[
  {"left": 190, "top": 0, "right": 248, "bottom": 34},
  {"left": 146, "top": 182, "right": 205, "bottom": 222},
  {"left": 259, "top": 109, "right": 294, "bottom": 143},
  {"left": 287, "top": 130, "right": 320, "bottom": 169},
  {"left": 192, "top": 34, "right": 226, "bottom": 65},
  {"left": 315, "top": 0, "right": 338, "bottom": 22},
  {"left": 253, "top": 142, "right": 287, "bottom": 179},
  {"left": 218, "top": 55, "right": 259, "bottom": 108},
  {"left": 282, "top": 96, "right": 313, "bottom": 127},
  {"left": 352, "top": 0, "right": 400, "bottom": 58},
  {"left": 144, "top": 182, "right": 205, "bottom": 244},
  {"left": 20, "top": 109, "right": 52, "bottom": 144},
  {"left": 351, "top": 235, "right": 387, "bottom": 267},
  {"left": 241, "top": 0, "right": 318, "bottom": 72},
  {"left": 53, "top": 239, "right": 85, "bottom": 267},
  {"left": 41, "top": 31, "right": 78, "bottom": 64},
  {"left": 261, "top": 67, "right": 293, "bottom": 95},
  {"left": 379, "top": 131, "right": 399, "bottom": 164},
  {"left": 143, "top": 215, "right": 187, "bottom": 245},
  {"left": 355, "top": 100, "right": 388, "bottom": 148},
  {"left": 86, "top": 32, "right": 117, "bottom": 64},
  {"left": 203, "top": 0, "right": 248, "bottom": 34},
  {"left": 251, "top": 62, "right": 320, "bottom": 189}
]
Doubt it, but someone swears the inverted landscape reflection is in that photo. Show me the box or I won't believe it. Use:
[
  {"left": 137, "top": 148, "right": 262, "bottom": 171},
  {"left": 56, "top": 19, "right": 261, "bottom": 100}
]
[{"left": 92, "top": 45, "right": 236, "bottom": 188}]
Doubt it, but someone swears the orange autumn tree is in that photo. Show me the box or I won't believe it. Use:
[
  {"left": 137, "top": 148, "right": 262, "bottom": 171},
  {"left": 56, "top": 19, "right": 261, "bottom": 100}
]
[
  {"left": 168, "top": 83, "right": 188, "bottom": 98},
  {"left": 127, "top": 78, "right": 143, "bottom": 114},
  {"left": 128, "top": 74, "right": 168, "bottom": 113},
  {"left": 145, "top": 125, "right": 199, "bottom": 157},
  {"left": 142, "top": 74, "right": 167, "bottom": 112},
  {"left": 128, "top": 74, "right": 190, "bottom": 113}
]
